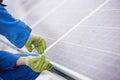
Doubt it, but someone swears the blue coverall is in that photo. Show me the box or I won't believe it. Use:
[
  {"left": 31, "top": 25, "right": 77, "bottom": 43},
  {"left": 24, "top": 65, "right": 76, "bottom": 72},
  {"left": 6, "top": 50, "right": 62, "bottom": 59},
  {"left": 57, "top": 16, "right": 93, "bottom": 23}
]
[{"left": 0, "top": 3, "right": 40, "bottom": 80}]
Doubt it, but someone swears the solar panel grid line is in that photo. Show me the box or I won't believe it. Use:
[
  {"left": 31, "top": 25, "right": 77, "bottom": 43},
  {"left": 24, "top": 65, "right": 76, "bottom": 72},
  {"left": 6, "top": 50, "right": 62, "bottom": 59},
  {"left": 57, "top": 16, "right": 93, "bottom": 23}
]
[
  {"left": 78, "top": 45, "right": 120, "bottom": 57},
  {"left": 33, "top": 23, "right": 75, "bottom": 27},
  {"left": 97, "top": 67, "right": 120, "bottom": 80},
  {"left": 98, "top": 9, "right": 120, "bottom": 11},
  {"left": 19, "top": 0, "right": 43, "bottom": 20},
  {"left": 35, "top": 22, "right": 120, "bottom": 29},
  {"left": 39, "top": 0, "right": 115, "bottom": 79},
  {"left": 0, "top": 37, "right": 92, "bottom": 80},
  {"left": 50, "top": 48, "right": 120, "bottom": 73},
  {"left": 19, "top": 0, "right": 65, "bottom": 20},
  {"left": 51, "top": 61, "right": 93, "bottom": 80},
  {"left": 64, "top": 52, "right": 118, "bottom": 69},
  {"left": 78, "top": 56, "right": 120, "bottom": 75},
  {"left": 0, "top": 38, "right": 119, "bottom": 79},
  {"left": 79, "top": 26, "right": 120, "bottom": 29},
  {"left": 80, "top": 23, "right": 120, "bottom": 28},
  {"left": 49, "top": 48, "right": 119, "bottom": 80},
  {"left": 5, "top": 0, "right": 36, "bottom": 17},
  {"left": 43, "top": 0, "right": 111, "bottom": 54},
  {"left": 35, "top": 27, "right": 120, "bottom": 68},
  {"left": 4, "top": 0, "right": 117, "bottom": 77},
  {"left": 57, "top": 54, "right": 120, "bottom": 80},
  {"left": 74, "top": 59, "right": 120, "bottom": 79},
  {"left": 48, "top": 44, "right": 120, "bottom": 80},
  {"left": 43, "top": 35, "right": 120, "bottom": 57},
  {"left": 64, "top": 56, "right": 114, "bottom": 73},
  {"left": 42, "top": 26, "right": 120, "bottom": 42},
  {"left": 1, "top": 38, "right": 119, "bottom": 80},
  {"left": 50, "top": 52, "right": 120, "bottom": 80},
  {"left": 32, "top": 22, "right": 120, "bottom": 30},
  {"left": 91, "top": 70, "right": 119, "bottom": 80},
  {"left": 31, "top": 0, "right": 67, "bottom": 29}
]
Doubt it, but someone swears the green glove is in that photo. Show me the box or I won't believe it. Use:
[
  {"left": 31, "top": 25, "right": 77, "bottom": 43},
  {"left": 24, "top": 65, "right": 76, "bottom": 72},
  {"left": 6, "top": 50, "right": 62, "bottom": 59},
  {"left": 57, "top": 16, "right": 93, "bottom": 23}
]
[
  {"left": 25, "top": 34, "right": 46, "bottom": 54},
  {"left": 26, "top": 55, "right": 52, "bottom": 72}
]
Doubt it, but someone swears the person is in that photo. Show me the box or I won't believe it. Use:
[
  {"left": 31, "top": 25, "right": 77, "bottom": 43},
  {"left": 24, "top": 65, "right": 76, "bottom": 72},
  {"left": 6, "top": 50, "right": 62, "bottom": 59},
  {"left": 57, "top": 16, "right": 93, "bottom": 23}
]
[{"left": 0, "top": 0, "right": 52, "bottom": 80}]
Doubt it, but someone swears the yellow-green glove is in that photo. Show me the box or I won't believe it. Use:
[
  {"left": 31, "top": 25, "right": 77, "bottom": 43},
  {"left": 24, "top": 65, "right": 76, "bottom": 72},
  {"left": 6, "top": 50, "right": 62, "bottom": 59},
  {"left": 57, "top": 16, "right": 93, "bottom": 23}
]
[
  {"left": 26, "top": 55, "right": 52, "bottom": 72},
  {"left": 25, "top": 34, "right": 46, "bottom": 54}
]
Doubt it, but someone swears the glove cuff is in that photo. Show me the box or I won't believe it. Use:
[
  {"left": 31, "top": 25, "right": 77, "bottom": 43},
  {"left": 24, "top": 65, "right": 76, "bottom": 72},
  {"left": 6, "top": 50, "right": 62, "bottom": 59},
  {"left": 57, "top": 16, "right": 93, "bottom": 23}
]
[{"left": 25, "top": 56, "right": 32, "bottom": 66}]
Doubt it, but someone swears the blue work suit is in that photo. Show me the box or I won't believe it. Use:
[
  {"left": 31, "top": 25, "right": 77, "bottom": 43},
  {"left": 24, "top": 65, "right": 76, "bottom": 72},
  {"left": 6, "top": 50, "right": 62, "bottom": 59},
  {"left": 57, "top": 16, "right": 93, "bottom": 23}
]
[{"left": 0, "top": 3, "right": 40, "bottom": 80}]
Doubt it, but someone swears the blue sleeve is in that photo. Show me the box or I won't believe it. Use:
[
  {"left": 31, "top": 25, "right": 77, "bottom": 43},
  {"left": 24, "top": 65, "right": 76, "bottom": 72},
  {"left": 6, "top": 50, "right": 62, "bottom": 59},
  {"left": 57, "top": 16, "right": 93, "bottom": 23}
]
[
  {"left": 0, "top": 5, "right": 32, "bottom": 48},
  {"left": 0, "top": 51, "right": 19, "bottom": 70}
]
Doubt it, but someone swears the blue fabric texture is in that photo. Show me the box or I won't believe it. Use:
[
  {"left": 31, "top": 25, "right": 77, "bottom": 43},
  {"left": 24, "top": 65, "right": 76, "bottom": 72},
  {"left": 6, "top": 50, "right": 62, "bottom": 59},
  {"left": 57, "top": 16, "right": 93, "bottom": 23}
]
[
  {"left": 0, "top": 77, "right": 3, "bottom": 80},
  {"left": 0, "top": 51, "right": 19, "bottom": 70},
  {"left": 0, "top": 53, "right": 40, "bottom": 80},
  {"left": 0, "top": 3, "right": 32, "bottom": 48},
  {"left": 0, "top": 3, "right": 40, "bottom": 80}
]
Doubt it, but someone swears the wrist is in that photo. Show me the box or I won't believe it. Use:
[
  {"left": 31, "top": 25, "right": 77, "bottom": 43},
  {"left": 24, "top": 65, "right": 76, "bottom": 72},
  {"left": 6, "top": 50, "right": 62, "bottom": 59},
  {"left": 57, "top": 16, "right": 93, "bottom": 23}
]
[
  {"left": 26, "top": 33, "right": 35, "bottom": 43},
  {"left": 16, "top": 57, "right": 27, "bottom": 66}
]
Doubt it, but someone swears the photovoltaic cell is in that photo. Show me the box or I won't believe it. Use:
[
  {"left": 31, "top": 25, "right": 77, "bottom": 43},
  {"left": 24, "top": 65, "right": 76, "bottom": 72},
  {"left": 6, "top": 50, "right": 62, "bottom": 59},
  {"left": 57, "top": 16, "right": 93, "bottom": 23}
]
[{"left": 4, "top": 0, "right": 120, "bottom": 80}]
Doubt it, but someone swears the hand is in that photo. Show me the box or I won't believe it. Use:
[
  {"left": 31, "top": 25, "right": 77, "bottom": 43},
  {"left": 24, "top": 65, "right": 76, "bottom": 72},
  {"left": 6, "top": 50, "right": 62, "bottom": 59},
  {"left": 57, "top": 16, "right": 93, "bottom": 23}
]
[
  {"left": 26, "top": 55, "right": 52, "bottom": 72},
  {"left": 25, "top": 34, "right": 46, "bottom": 54}
]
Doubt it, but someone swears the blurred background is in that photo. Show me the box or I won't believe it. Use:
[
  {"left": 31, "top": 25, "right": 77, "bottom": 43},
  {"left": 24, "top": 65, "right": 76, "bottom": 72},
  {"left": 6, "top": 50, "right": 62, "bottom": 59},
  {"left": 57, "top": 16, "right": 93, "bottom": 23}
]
[{"left": 0, "top": 0, "right": 120, "bottom": 80}]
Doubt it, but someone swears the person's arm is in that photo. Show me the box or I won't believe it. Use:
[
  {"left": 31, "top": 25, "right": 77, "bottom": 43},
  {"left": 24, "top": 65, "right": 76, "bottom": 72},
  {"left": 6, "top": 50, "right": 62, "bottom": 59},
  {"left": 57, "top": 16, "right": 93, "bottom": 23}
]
[
  {"left": 0, "top": 51, "right": 19, "bottom": 70},
  {"left": 16, "top": 57, "right": 26, "bottom": 66},
  {"left": 0, "top": 51, "right": 51, "bottom": 72},
  {"left": 0, "top": 4, "right": 31, "bottom": 48},
  {"left": 0, "top": 5, "right": 46, "bottom": 54},
  {"left": 16, "top": 55, "right": 52, "bottom": 72}
]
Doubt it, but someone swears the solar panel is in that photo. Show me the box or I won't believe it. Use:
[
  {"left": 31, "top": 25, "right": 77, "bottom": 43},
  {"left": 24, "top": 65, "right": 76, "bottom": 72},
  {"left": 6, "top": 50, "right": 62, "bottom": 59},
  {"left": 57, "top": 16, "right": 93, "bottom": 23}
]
[{"left": 4, "top": 0, "right": 120, "bottom": 80}]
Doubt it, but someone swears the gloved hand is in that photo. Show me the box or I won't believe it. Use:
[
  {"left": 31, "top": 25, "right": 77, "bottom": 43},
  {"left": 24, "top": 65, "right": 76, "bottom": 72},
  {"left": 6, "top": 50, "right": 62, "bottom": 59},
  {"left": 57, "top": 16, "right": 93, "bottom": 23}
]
[
  {"left": 26, "top": 55, "right": 52, "bottom": 72},
  {"left": 25, "top": 34, "right": 46, "bottom": 54}
]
